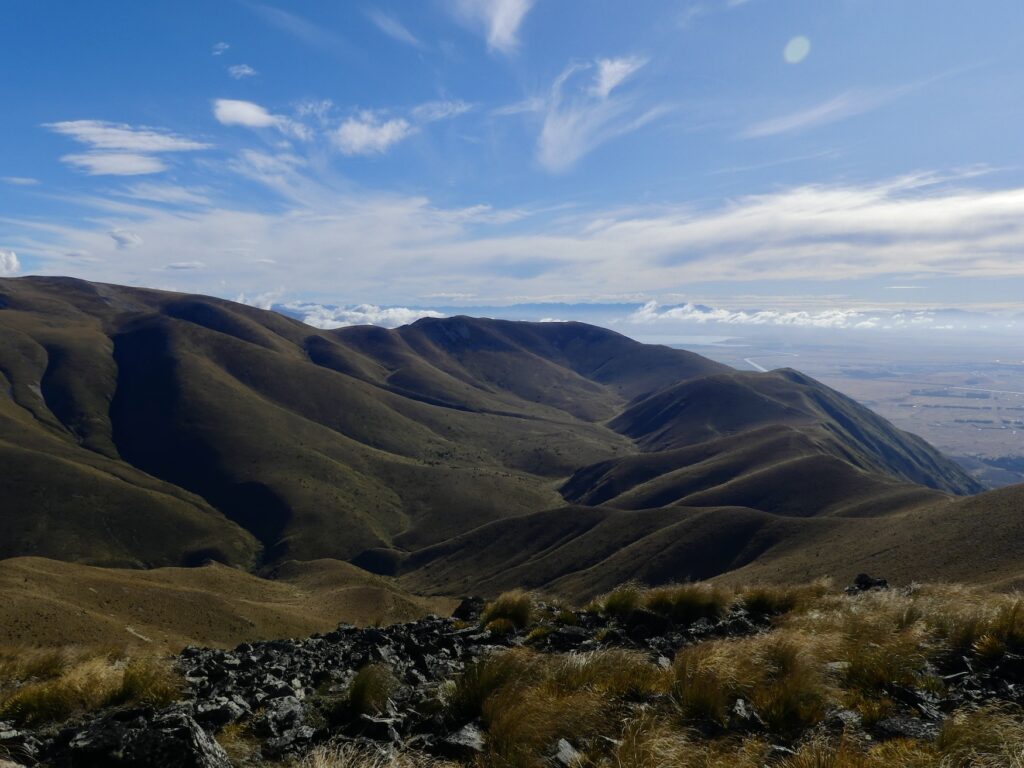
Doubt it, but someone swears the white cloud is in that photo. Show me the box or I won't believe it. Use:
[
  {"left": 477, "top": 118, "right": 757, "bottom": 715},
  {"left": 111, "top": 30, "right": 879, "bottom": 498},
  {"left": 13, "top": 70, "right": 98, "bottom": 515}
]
[
  {"left": 284, "top": 301, "right": 445, "bottom": 329},
  {"left": 2, "top": 176, "right": 40, "bottom": 186},
  {"left": 491, "top": 96, "right": 545, "bottom": 116},
  {"left": 449, "top": 0, "right": 535, "bottom": 54},
  {"left": 334, "top": 112, "right": 414, "bottom": 155},
  {"left": 20, "top": 169, "right": 1024, "bottom": 306},
  {"left": 166, "top": 261, "right": 205, "bottom": 270},
  {"left": 62, "top": 153, "right": 168, "bottom": 176},
  {"left": 625, "top": 301, "right": 993, "bottom": 333},
  {"left": 247, "top": 3, "right": 350, "bottom": 53},
  {"left": 411, "top": 100, "right": 473, "bottom": 122},
  {"left": 628, "top": 300, "right": 875, "bottom": 329},
  {"left": 0, "top": 249, "right": 20, "bottom": 275},
  {"left": 109, "top": 228, "right": 143, "bottom": 249},
  {"left": 213, "top": 99, "right": 310, "bottom": 140},
  {"left": 116, "top": 183, "right": 210, "bottom": 206},
  {"left": 537, "top": 59, "right": 665, "bottom": 173},
  {"left": 367, "top": 10, "right": 423, "bottom": 48},
  {"left": 213, "top": 99, "right": 279, "bottom": 128},
  {"left": 742, "top": 85, "right": 914, "bottom": 138},
  {"left": 228, "top": 64, "right": 258, "bottom": 79},
  {"left": 237, "top": 290, "right": 282, "bottom": 310},
  {"left": 590, "top": 56, "right": 648, "bottom": 99},
  {"left": 45, "top": 121, "right": 210, "bottom": 153},
  {"left": 46, "top": 120, "right": 209, "bottom": 176},
  {"left": 212, "top": 42, "right": 230, "bottom": 56}
]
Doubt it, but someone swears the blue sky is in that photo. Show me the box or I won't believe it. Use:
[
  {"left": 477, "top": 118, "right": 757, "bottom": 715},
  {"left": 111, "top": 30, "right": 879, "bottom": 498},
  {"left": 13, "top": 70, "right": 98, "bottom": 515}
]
[{"left": 2, "top": 0, "right": 1024, "bottom": 330}]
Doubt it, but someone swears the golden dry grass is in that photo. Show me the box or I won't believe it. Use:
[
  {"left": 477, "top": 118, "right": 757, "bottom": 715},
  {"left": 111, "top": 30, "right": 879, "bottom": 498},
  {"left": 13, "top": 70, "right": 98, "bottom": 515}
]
[
  {"left": 348, "top": 664, "right": 397, "bottom": 717},
  {"left": 299, "top": 743, "right": 458, "bottom": 767},
  {"left": 482, "top": 591, "right": 534, "bottom": 629},
  {"left": 0, "top": 645, "right": 180, "bottom": 726},
  {"left": 437, "top": 583, "right": 1024, "bottom": 768}
]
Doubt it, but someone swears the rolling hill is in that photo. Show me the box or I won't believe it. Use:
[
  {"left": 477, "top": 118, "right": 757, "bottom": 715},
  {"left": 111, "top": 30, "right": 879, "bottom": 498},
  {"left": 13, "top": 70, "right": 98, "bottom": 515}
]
[{"left": 0, "top": 275, "right": 995, "bottom": 603}]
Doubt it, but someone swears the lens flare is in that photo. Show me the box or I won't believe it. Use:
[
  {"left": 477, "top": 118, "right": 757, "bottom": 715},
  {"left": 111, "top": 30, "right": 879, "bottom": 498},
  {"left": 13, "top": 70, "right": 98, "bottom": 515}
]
[{"left": 783, "top": 36, "right": 811, "bottom": 64}]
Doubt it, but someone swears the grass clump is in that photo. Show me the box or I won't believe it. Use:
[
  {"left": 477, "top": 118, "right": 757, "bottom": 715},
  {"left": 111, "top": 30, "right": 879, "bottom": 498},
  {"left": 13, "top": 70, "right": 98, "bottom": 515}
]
[
  {"left": 482, "top": 590, "right": 534, "bottom": 629},
  {"left": 484, "top": 618, "right": 517, "bottom": 637},
  {"left": 644, "top": 583, "right": 731, "bottom": 624},
  {"left": 936, "top": 704, "right": 1024, "bottom": 766},
  {"left": 300, "top": 743, "right": 457, "bottom": 767},
  {"left": 671, "top": 634, "right": 827, "bottom": 734},
  {"left": 737, "top": 582, "right": 827, "bottom": 620},
  {"left": 671, "top": 644, "right": 732, "bottom": 725},
  {"left": 348, "top": 664, "right": 396, "bottom": 717},
  {"left": 747, "top": 638, "right": 827, "bottom": 734},
  {"left": 602, "top": 584, "right": 642, "bottom": 619},
  {"left": 0, "top": 650, "right": 180, "bottom": 726},
  {"left": 446, "top": 650, "right": 538, "bottom": 723},
  {"left": 444, "top": 649, "right": 668, "bottom": 768}
]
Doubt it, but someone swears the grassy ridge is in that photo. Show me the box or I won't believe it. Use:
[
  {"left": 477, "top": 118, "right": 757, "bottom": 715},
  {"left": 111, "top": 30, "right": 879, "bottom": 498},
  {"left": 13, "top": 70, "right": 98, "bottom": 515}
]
[{"left": 0, "top": 557, "right": 455, "bottom": 651}]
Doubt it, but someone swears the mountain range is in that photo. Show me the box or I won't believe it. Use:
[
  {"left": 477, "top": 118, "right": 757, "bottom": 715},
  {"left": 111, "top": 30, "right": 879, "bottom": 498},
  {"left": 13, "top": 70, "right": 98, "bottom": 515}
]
[{"left": 3, "top": 276, "right": 1020, "bottom": 602}]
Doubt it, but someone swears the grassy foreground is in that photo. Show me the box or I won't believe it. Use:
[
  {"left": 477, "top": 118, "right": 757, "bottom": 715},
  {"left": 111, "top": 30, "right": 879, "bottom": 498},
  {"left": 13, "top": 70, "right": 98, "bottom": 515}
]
[
  {"left": 307, "top": 582, "right": 1024, "bottom": 768},
  {"left": 7, "top": 581, "right": 1024, "bottom": 767}
]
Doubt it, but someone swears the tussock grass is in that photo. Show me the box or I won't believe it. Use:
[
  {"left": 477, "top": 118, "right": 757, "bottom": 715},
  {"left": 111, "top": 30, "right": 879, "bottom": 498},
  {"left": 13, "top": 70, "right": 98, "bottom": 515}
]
[
  {"left": 348, "top": 664, "right": 396, "bottom": 717},
  {"left": 602, "top": 584, "right": 643, "bottom": 619},
  {"left": 937, "top": 705, "right": 1024, "bottom": 766},
  {"left": 672, "top": 644, "right": 732, "bottom": 725},
  {"left": 484, "top": 618, "right": 518, "bottom": 637},
  {"left": 0, "top": 649, "right": 180, "bottom": 726},
  {"left": 671, "top": 634, "right": 827, "bottom": 733},
  {"left": 0, "top": 647, "right": 70, "bottom": 685},
  {"left": 447, "top": 649, "right": 667, "bottom": 768},
  {"left": 737, "top": 582, "right": 829, "bottom": 619},
  {"left": 300, "top": 743, "right": 457, "bottom": 767},
  {"left": 482, "top": 591, "right": 534, "bottom": 629},
  {"left": 643, "top": 584, "right": 731, "bottom": 624},
  {"left": 447, "top": 650, "right": 539, "bottom": 723}
]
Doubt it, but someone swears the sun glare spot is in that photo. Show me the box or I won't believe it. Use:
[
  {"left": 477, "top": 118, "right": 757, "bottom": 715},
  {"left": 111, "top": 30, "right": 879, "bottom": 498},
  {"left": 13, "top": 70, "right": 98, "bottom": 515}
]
[{"left": 784, "top": 35, "right": 811, "bottom": 64}]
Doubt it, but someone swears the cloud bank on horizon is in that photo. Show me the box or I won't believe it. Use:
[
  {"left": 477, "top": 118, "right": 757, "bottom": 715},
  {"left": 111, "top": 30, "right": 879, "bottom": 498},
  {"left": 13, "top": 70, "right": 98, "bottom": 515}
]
[{"left": 2, "top": 0, "right": 1023, "bottom": 324}]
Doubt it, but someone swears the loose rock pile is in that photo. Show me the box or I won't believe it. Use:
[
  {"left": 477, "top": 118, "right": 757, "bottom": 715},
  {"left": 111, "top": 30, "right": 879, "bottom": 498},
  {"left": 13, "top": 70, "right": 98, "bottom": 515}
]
[{"left": 9, "top": 597, "right": 762, "bottom": 767}]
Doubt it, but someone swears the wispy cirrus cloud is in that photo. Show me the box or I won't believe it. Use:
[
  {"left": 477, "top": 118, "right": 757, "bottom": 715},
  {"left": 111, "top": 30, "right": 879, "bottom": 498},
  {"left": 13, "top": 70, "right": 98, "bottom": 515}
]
[
  {"left": 411, "top": 100, "right": 473, "bottom": 122},
  {"left": 113, "top": 182, "right": 211, "bottom": 207},
  {"left": 741, "top": 88, "right": 909, "bottom": 138},
  {"left": 62, "top": 153, "right": 169, "bottom": 175},
  {"left": 244, "top": 3, "right": 351, "bottom": 54},
  {"left": 2, "top": 176, "right": 40, "bottom": 186},
  {"left": 228, "top": 64, "right": 258, "bottom": 79},
  {"left": 449, "top": 0, "right": 535, "bottom": 54},
  {"left": 739, "top": 69, "right": 973, "bottom": 138},
  {"left": 45, "top": 120, "right": 211, "bottom": 176},
  {"left": 367, "top": 9, "right": 424, "bottom": 49},
  {"left": 45, "top": 121, "right": 209, "bottom": 153},
  {"left": 212, "top": 42, "right": 230, "bottom": 56},
  {"left": 590, "top": 56, "right": 648, "bottom": 99},
  {"left": 15, "top": 166, "right": 1024, "bottom": 306},
  {"left": 534, "top": 56, "right": 666, "bottom": 173}
]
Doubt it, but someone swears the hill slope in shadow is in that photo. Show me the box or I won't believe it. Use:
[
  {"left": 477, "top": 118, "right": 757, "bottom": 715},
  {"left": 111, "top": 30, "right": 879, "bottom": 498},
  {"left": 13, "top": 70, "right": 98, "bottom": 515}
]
[{"left": 0, "top": 276, "right": 984, "bottom": 589}]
